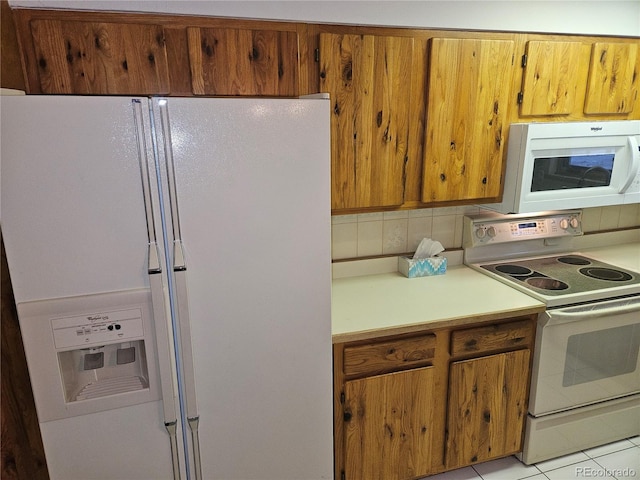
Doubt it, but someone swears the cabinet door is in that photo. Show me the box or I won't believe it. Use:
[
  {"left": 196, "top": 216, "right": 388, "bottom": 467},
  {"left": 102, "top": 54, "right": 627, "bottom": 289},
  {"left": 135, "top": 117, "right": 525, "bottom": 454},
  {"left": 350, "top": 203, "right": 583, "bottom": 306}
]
[
  {"left": 187, "top": 27, "right": 299, "bottom": 96},
  {"left": 343, "top": 366, "right": 435, "bottom": 480},
  {"left": 319, "top": 33, "right": 413, "bottom": 210},
  {"left": 423, "top": 38, "right": 514, "bottom": 203},
  {"left": 584, "top": 42, "right": 639, "bottom": 115},
  {"left": 519, "top": 40, "right": 584, "bottom": 116},
  {"left": 446, "top": 349, "right": 530, "bottom": 468},
  {"left": 30, "top": 19, "right": 170, "bottom": 94}
]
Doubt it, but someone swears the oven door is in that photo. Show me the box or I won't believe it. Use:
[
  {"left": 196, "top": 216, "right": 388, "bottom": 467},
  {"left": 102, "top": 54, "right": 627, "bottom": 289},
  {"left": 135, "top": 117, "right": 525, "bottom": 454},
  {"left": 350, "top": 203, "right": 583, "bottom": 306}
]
[{"left": 528, "top": 296, "right": 640, "bottom": 417}]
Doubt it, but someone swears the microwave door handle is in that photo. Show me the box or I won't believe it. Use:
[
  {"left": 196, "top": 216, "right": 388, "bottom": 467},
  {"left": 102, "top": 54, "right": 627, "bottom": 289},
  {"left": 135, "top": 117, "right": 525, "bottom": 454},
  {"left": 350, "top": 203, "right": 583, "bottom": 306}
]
[
  {"left": 619, "top": 135, "right": 639, "bottom": 193},
  {"left": 545, "top": 298, "right": 640, "bottom": 326}
]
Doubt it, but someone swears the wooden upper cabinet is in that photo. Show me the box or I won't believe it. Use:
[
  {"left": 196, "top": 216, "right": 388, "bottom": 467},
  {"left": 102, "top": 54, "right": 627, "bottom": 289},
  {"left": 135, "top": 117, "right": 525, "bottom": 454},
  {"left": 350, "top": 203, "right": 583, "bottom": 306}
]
[
  {"left": 187, "top": 27, "right": 299, "bottom": 96},
  {"left": 29, "top": 19, "right": 170, "bottom": 94},
  {"left": 518, "top": 40, "right": 584, "bottom": 116},
  {"left": 319, "top": 33, "right": 414, "bottom": 210},
  {"left": 584, "top": 42, "right": 639, "bottom": 115},
  {"left": 423, "top": 38, "right": 515, "bottom": 203}
]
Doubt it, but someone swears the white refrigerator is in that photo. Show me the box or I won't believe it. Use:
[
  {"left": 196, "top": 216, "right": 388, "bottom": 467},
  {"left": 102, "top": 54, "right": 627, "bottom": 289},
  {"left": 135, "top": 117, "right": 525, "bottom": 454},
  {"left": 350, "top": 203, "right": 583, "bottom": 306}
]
[{"left": 1, "top": 95, "right": 333, "bottom": 480}]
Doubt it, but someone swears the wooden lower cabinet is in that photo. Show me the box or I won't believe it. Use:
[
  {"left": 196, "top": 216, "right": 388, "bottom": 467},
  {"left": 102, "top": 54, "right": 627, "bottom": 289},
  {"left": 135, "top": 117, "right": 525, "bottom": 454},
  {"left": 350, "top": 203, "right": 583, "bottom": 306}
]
[
  {"left": 344, "top": 367, "right": 436, "bottom": 480},
  {"left": 334, "top": 316, "right": 536, "bottom": 480},
  {"left": 446, "top": 349, "right": 531, "bottom": 468}
]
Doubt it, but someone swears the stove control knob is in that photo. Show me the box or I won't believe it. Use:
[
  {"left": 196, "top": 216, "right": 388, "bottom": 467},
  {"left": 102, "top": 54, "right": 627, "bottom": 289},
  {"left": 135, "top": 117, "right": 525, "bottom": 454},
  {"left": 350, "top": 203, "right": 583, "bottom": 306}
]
[
  {"left": 487, "top": 226, "right": 497, "bottom": 238},
  {"left": 570, "top": 217, "right": 579, "bottom": 229},
  {"left": 560, "top": 218, "right": 570, "bottom": 230},
  {"left": 475, "top": 227, "right": 486, "bottom": 239}
]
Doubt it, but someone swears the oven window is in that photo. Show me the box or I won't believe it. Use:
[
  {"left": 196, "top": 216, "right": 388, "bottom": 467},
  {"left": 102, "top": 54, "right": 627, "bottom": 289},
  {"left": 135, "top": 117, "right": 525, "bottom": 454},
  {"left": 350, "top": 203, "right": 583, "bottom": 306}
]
[
  {"left": 531, "top": 154, "right": 615, "bottom": 192},
  {"left": 563, "top": 323, "right": 640, "bottom": 387}
]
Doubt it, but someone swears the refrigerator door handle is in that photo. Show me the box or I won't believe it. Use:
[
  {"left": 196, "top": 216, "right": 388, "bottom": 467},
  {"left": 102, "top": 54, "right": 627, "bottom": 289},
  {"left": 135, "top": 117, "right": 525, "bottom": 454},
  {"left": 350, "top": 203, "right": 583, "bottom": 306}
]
[
  {"left": 150, "top": 260, "right": 182, "bottom": 480},
  {"left": 132, "top": 99, "right": 159, "bottom": 247},
  {"left": 173, "top": 243, "right": 203, "bottom": 480},
  {"left": 156, "top": 99, "right": 203, "bottom": 480},
  {"left": 133, "top": 99, "right": 181, "bottom": 480},
  {"left": 188, "top": 416, "right": 203, "bottom": 480},
  {"left": 164, "top": 420, "right": 181, "bottom": 480}
]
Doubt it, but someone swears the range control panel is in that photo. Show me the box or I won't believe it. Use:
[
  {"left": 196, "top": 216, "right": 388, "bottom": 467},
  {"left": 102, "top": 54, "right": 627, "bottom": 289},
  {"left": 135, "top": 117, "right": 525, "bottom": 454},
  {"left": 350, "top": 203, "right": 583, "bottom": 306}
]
[
  {"left": 52, "top": 308, "right": 144, "bottom": 349},
  {"left": 464, "top": 210, "right": 583, "bottom": 247}
]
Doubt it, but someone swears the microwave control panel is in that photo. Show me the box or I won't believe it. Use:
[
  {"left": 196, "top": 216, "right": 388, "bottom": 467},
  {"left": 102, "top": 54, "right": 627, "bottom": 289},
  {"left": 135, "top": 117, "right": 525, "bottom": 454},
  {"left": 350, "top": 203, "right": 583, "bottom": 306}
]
[{"left": 464, "top": 211, "right": 583, "bottom": 247}]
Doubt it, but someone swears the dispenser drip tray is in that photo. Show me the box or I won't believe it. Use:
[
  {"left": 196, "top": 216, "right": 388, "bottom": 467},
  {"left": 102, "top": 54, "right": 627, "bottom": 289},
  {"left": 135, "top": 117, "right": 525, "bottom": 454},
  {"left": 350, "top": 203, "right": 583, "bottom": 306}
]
[{"left": 75, "top": 376, "right": 148, "bottom": 401}]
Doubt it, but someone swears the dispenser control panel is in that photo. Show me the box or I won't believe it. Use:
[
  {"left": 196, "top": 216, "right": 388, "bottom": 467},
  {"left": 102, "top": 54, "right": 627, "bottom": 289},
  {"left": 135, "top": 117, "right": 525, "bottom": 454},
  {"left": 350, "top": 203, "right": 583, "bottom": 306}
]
[{"left": 52, "top": 308, "right": 144, "bottom": 349}]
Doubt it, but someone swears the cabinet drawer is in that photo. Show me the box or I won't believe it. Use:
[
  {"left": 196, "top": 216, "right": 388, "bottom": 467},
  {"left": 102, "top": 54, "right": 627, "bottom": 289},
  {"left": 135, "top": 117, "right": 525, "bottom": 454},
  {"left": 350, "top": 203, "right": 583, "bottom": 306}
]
[
  {"left": 344, "top": 334, "right": 436, "bottom": 377},
  {"left": 451, "top": 319, "right": 533, "bottom": 357}
]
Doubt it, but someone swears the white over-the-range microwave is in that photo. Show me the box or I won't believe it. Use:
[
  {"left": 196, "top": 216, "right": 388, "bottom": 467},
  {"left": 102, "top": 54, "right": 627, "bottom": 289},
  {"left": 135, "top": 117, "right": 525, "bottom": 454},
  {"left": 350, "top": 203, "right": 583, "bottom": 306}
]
[{"left": 481, "top": 120, "right": 640, "bottom": 214}]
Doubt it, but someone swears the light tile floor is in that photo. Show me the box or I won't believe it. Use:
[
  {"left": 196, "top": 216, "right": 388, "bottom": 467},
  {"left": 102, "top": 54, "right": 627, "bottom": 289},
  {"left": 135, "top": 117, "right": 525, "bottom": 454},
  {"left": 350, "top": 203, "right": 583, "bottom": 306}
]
[{"left": 423, "top": 436, "right": 640, "bottom": 480}]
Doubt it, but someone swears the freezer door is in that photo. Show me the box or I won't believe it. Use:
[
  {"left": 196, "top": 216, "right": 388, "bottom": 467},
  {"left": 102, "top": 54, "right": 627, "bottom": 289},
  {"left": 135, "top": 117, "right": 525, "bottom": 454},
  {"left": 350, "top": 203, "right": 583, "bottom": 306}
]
[
  {"left": 1, "top": 96, "right": 179, "bottom": 479},
  {"left": 1, "top": 96, "right": 154, "bottom": 302},
  {"left": 152, "top": 97, "right": 333, "bottom": 479}
]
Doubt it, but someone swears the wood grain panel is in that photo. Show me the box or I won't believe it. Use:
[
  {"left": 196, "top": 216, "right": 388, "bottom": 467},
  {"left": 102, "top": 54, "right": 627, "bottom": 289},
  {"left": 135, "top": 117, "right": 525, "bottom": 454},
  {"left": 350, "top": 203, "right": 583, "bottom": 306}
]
[
  {"left": 319, "top": 33, "right": 413, "bottom": 210},
  {"left": 446, "top": 349, "right": 530, "bottom": 468},
  {"left": 1, "top": 0, "right": 26, "bottom": 91},
  {"left": 404, "top": 36, "right": 430, "bottom": 207},
  {"left": 163, "top": 26, "right": 192, "bottom": 96},
  {"left": 450, "top": 319, "right": 533, "bottom": 357},
  {"left": 30, "top": 20, "right": 170, "bottom": 94},
  {"left": 333, "top": 344, "right": 346, "bottom": 480},
  {"left": 344, "top": 366, "right": 435, "bottom": 480},
  {"left": 584, "top": 42, "right": 638, "bottom": 114},
  {"left": 424, "top": 38, "right": 514, "bottom": 202},
  {"left": 28, "top": 20, "right": 69, "bottom": 93},
  {"left": 320, "top": 32, "right": 363, "bottom": 209},
  {"left": 519, "top": 40, "right": 583, "bottom": 116},
  {"left": 1, "top": 236, "right": 49, "bottom": 479},
  {"left": 344, "top": 334, "right": 436, "bottom": 377},
  {"left": 188, "top": 27, "right": 298, "bottom": 96}
]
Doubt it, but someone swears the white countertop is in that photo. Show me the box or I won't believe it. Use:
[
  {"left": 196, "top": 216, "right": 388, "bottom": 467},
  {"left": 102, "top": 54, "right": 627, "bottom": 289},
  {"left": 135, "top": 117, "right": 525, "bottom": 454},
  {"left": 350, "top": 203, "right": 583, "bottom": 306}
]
[
  {"left": 331, "top": 236, "right": 639, "bottom": 344},
  {"left": 581, "top": 242, "right": 640, "bottom": 272},
  {"left": 331, "top": 264, "right": 545, "bottom": 343}
]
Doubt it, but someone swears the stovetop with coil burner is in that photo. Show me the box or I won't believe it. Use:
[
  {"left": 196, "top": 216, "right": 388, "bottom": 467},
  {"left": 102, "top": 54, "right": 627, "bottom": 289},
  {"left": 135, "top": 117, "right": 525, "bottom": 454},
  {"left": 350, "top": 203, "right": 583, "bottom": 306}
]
[
  {"left": 463, "top": 210, "right": 640, "bottom": 307},
  {"left": 480, "top": 254, "right": 640, "bottom": 300}
]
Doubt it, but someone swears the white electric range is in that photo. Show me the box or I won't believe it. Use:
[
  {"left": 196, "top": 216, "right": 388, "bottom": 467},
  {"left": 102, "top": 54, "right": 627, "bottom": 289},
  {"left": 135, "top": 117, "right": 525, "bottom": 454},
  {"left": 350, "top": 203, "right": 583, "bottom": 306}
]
[{"left": 463, "top": 210, "right": 640, "bottom": 465}]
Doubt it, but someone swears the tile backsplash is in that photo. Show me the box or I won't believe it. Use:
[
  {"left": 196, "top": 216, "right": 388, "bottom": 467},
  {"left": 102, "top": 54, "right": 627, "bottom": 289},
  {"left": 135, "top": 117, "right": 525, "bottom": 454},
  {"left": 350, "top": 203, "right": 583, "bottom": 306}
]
[{"left": 331, "top": 204, "right": 640, "bottom": 260}]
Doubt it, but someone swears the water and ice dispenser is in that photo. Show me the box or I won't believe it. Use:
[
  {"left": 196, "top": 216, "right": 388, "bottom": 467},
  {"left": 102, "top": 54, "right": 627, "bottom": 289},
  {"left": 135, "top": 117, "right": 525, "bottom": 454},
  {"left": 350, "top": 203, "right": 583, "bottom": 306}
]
[
  {"left": 17, "top": 289, "right": 162, "bottom": 422},
  {"left": 53, "top": 307, "right": 150, "bottom": 403}
]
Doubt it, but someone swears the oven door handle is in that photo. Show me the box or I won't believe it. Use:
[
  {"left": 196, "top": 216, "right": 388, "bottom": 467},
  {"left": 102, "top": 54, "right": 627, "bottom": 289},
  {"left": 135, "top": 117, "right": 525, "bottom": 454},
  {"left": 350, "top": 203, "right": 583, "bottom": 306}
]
[{"left": 545, "top": 297, "right": 640, "bottom": 325}]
